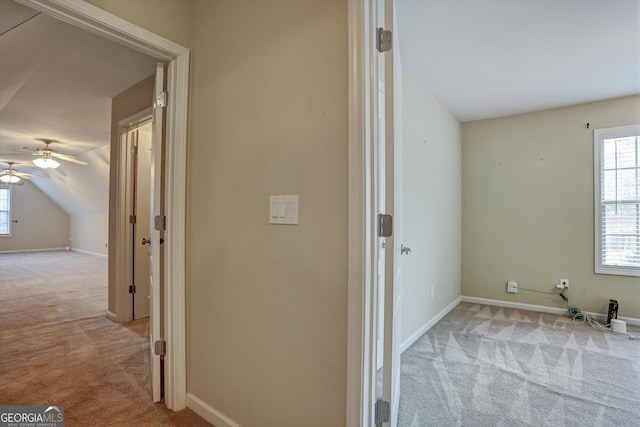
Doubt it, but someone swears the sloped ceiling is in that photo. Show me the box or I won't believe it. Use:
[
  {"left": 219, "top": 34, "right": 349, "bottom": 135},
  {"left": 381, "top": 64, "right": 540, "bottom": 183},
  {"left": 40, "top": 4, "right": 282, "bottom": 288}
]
[
  {"left": 396, "top": 0, "right": 640, "bottom": 122},
  {"left": 0, "top": 0, "right": 157, "bottom": 215}
]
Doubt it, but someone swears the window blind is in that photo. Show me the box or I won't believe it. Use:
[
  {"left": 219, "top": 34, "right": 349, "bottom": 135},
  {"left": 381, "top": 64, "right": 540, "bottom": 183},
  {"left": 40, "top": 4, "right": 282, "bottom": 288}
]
[
  {"left": 0, "top": 187, "right": 10, "bottom": 235},
  {"left": 596, "top": 126, "right": 640, "bottom": 275}
]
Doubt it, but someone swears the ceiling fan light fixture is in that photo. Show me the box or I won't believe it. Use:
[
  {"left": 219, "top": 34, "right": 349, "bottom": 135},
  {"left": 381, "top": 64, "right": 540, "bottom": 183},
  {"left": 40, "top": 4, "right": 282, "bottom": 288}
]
[
  {"left": 0, "top": 174, "right": 20, "bottom": 184},
  {"left": 33, "top": 157, "right": 60, "bottom": 169}
]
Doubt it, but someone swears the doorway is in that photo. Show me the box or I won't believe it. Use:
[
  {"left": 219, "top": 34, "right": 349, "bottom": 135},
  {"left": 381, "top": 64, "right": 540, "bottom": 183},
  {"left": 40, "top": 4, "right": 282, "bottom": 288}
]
[
  {"left": 20, "top": 0, "right": 189, "bottom": 411},
  {"left": 124, "top": 118, "right": 153, "bottom": 320}
]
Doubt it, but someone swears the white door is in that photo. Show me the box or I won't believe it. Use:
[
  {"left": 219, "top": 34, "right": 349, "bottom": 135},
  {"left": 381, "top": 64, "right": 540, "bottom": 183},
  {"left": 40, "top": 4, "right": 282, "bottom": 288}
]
[
  {"left": 378, "top": 0, "right": 402, "bottom": 425},
  {"left": 133, "top": 124, "right": 153, "bottom": 320},
  {"left": 149, "top": 62, "right": 166, "bottom": 403},
  {"left": 376, "top": 75, "right": 386, "bottom": 373}
]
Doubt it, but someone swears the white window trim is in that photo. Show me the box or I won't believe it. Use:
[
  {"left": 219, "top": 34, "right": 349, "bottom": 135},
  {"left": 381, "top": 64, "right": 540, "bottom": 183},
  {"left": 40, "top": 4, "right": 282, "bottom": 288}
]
[
  {"left": 0, "top": 186, "right": 11, "bottom": 237},
  {"left": 593, "top": 123, "right": 640, "bottom": 277}
]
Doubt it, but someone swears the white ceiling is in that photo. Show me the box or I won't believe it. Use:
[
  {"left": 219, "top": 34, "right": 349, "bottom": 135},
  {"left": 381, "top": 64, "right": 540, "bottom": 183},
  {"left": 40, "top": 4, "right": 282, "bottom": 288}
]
[
  {"left": 0, "top": 0, "right": 157, "bottom": 216},
  {"left": 0, "top": 0, "right": 157, "bottom": 169},
  {"left": 396, "top": 0, "right": 640, "bottom": 122}
]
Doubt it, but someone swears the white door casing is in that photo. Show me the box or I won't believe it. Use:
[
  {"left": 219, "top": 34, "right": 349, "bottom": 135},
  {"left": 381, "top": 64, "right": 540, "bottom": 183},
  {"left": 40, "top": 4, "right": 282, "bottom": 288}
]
[
  {"left": 18, "top": 0, "right": 190, "bottom": 411},
  {"left": 376, "top": 81, "right": 386, "bottom": 373},
  {"left": 116, "top": 110, "right": 152, "bottom": 324},
  {"left": 149, "top": 63, "right": 166, "bottom": 403},
  {"left": 380, "top": 0, "right": 401, "bottom": 425}
]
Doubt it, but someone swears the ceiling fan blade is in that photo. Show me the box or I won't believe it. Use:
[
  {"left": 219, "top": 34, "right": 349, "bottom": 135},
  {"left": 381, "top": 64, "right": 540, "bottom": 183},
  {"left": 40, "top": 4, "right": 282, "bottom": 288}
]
[
  {"left": 12, "top": 148, "right": 38, "bottom": 154},
  {"left": 13, "top": 171, "right": 36, "bottom": 178},
  {"left": 51, "top": 152, "right": 88, "bottom": 165}
]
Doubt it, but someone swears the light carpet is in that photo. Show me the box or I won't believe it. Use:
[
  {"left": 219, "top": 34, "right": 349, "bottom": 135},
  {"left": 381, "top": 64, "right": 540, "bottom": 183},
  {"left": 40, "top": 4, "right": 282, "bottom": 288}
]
[
  {"left": 399, "top": 302, "right": 640, "bottom": 427},
  {"left": 0, "top": 251, "right": 211, "bottom": 426}
]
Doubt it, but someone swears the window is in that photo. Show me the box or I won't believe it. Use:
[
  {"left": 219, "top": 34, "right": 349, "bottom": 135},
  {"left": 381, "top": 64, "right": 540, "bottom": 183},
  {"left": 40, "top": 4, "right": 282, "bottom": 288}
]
[
  {"left": 594, "top": 124, "right": 640, "bottom": 277},
  {"left": 0, "top": 187, "right": 10, "bottom": 236}
]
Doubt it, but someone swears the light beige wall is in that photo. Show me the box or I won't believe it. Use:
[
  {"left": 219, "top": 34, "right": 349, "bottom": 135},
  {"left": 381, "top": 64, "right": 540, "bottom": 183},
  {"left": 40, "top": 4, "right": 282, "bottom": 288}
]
[
  {"left": 71, "top": 214, "right": 108, "bottom": 255},
  {"left": 401, "top": 67, "right": 462, "bottom": 343},
  {"left": 107, "top": 75, "right": 154, "bottom": 315},
  {"left": 187, "top": 1, "right": 348, "bottom": 426},
  {"left": 462, "top": 95, "right": 640, "bottom": 319},
  {"left": 0, "top": 181, "right": 69, "bottom": 252},
  {"left": 84, "top": 1, "right": 348, "bottom": 424},
  {"left": 83, "top": 0, "right": 192, "bottom": 48}
]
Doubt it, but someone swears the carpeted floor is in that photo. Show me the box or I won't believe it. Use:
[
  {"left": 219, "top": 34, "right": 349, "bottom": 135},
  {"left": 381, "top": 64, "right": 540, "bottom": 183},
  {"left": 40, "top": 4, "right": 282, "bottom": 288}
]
[
  {"left": 399, "top": 302, "right": 640, "bottom": 427},
  {"left": 0, "top": 251, "right": 212, "bottom": 426}
]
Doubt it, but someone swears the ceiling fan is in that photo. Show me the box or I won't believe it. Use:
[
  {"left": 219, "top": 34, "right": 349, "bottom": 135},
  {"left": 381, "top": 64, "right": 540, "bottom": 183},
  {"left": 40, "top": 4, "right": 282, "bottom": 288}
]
[
  {"left": 0, "top": 162, "right": 36, "bottom": 185},
  {"left": 15, "top": 138, "right": 89, "bottom": 169}
]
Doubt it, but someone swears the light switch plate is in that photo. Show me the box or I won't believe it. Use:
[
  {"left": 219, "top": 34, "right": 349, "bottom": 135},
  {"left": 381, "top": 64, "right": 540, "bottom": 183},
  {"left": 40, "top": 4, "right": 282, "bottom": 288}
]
[{"left": 269, "top": 195, "right": 298, "bottom": 225}]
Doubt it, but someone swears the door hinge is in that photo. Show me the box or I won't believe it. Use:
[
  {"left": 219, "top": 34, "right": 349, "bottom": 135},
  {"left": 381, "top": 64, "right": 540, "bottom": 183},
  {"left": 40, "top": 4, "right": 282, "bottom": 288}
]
[
  {"left": 156, "top": 91, "right": 168, "bottom": 108},
  {"left": 154, "top": 215, "right": 166, "bottom": 231},
  {"left": 378, "top": 214, "right": 393, "bottom": 238},
  {"left": 377, "top": 27, "right": 392, "bottom": 53},
  {"left": 128, "top": 284, "right": 136, "bottom": 294},
  {"left": 129, "top": 214, "right": 136, "bottom": 224},
  {"left": 375, "top": 399, "right": 390, "bottom": 424},
  {"left": 154, "top": 339, "right": 166, "bottom": 356}
]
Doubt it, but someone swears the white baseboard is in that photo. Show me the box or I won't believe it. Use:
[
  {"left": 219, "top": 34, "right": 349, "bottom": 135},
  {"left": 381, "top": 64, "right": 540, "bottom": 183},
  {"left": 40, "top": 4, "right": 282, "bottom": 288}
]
[
  {"left": 106, "top": 311, "right": 118, "bottom": 323},
  {"left": 0, "top": 247, "right": 67, "bottom": 254},
  {"left": 72, "top": 248, "right": 108, "bottom": 257},
  {"left": 461, "top": 296, "right": 640, "bottom": 327},
  {"left": 186, "top": 393, "right": 243, "bottom": 427},
  {"left": 400, "top": 296, "right": 462, "bottom": 353}
]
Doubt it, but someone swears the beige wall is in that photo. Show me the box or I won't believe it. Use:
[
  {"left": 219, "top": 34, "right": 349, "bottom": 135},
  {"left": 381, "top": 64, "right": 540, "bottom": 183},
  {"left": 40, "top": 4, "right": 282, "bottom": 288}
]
[
  {"left": 400, "top": 67, "right": 462, "bottom": 344},
  {"left": 71, "top": 214, "right": 108, "bottom": 255},
  {"left": 462, "top": 95, "right": 640, "bottom": 319},
  {"left": 187, "top": 1, "right": 348, "bottom": 425},
  {"left": 83, "top": 0, "right": 192, "bottom": 48},
  {"left": 0, "top": 181, "right": 70, "bottom": 252},
  {"left": 88, "top": 0, "right": 349, "bottom": 425},
  {"left": 107, "top": 75, "right": 154, "bottom": 315}
]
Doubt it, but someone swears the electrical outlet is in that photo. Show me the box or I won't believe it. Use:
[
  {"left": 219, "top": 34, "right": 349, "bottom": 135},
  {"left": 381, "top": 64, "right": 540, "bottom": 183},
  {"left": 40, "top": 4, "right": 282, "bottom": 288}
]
[
  {"left": 507, "top": 281, "right": 518, "bottom": 293},
  {"left": 560, "top": 279, "right": 569, "bottom": 291},
  {"left": 556, "top": 279, "right": 569, "bottom": 291},
  {"left": 430, "top": 286, "right": 435, "bottom": 300}
]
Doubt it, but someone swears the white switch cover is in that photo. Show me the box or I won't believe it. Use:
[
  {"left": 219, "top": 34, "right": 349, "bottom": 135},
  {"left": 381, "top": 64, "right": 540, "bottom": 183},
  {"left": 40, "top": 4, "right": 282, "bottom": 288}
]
[{"left": 269, "top": 195, "right": 298, "bottom": 225}]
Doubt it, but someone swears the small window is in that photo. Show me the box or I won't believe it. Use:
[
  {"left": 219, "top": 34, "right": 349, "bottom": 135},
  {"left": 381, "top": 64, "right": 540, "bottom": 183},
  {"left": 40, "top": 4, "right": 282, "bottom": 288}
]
[
  {"left": 0, "top": 187, "right": 10, "bottom": 236},
  {"left": 594, "top": 124, "right": 640, "bottom": 277}
]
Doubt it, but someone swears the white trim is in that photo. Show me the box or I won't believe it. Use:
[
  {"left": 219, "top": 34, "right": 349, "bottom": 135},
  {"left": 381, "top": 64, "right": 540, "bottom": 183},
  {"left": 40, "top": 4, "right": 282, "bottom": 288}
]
[
  {"left": 400, "top": 297, "right": 462, "bottom": 353},
  {"left": 16, "top": 0, "right": 184, "bottom": 61},
  {"left": 186, "top": 393, "right": 243, "bottom": 427},
  {"left": 347, "top": 0, "right": 373, "bottom": 426},
  {"left": 0, "top": 247, "right": 67, "bottom": 254},
  {"left": 462, "top": 295, "right": 575, "bottom": 316},
  {"left": 106, "top": 311, "right": 118, "bottom": 322},
  {"left": 18, "top": 0, "right": 189, "bottom": 411},
  {"left": 114, "top": 111, "right": 153, "bottom": 324},
  {"left": 593, "top": 123, "right": 640, "bottom": 278},
  {"left": 71, "top": 248, "right": 107, "bottom": 257},
  {"left": 163, "top": 48, "right": 189, "bottom": 411},
  {"left": 461, "top": 296, "right": 640, "bottom": 327},
  {"left": 0, "top": 186, "right": 12, "bottom": 237}
]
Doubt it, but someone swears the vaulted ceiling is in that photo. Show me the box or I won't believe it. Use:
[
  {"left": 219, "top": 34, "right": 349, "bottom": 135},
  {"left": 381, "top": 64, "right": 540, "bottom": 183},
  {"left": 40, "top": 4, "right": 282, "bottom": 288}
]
[{"left": 0, "top": 0, "right": 157, "bottom": 215}]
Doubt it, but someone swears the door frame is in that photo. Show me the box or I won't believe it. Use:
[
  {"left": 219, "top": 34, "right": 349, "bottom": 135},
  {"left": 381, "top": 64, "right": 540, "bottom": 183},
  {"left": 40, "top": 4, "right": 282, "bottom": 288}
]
[
  {"left": 18, "top": 0, "right": 190, "bottom": 411},
  {"left": 115, "top": 109, "right": 153, "bottom": 323},
  {"left": 347, "top": 0, "right": 372, "bottom": 425},
  {"left": 347, "top": 0, "right": 385, "bottom": 425}
]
